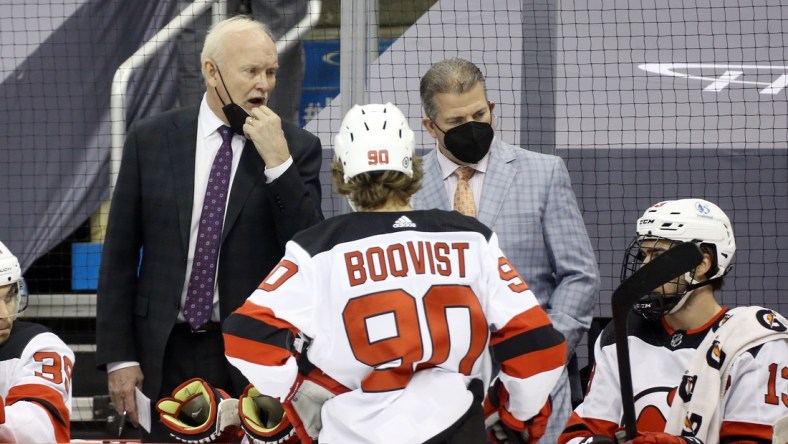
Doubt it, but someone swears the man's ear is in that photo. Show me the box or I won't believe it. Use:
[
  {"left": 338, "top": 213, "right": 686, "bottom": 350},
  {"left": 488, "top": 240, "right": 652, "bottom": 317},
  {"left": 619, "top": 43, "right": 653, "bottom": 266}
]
[
  {"left": 422, "top": 117, "right": 438, "bottom": 138},
  {"left": 693, "top": 252, "right": 714, "bottom": 281},
  {"left": 204, "top": 60, "right": 219, "bottom": 88}
]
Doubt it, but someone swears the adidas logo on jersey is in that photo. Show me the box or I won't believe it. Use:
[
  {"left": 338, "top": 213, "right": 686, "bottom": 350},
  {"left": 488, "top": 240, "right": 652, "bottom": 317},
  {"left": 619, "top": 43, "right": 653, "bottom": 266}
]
[{"left": 392, "top": 215, "right": 416, "bottom": 228}]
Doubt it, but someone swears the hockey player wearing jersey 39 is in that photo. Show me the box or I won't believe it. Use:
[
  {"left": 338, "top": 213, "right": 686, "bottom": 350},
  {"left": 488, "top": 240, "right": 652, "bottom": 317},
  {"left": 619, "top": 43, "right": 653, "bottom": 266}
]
[
  {"left": 223, "top": 102, "right": 566, "bottom": 444},
  {"left": 559, "top": 199, "right": 788, "bottom": 444},
  {"left": 0, "top": 241, "right": 74, "bottom": 443}
]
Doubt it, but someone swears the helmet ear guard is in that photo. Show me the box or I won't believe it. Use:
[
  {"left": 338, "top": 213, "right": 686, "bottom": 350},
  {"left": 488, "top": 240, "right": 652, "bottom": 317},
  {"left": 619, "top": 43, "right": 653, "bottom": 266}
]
[{"left": 622, "top": 199, "right": 736, "bottom": 320}]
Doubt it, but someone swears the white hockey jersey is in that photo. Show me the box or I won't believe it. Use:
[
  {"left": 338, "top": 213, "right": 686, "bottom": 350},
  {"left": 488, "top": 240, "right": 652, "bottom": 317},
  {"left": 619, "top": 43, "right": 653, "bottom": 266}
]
[
  {"left": 224, "top": 209, "right": 566, "bottom": 444},
  {"left": 0, "top": 321, "right": 74, "bottom": 443},
  {"left": 560, "top": 307, "right": 788, "bottom": 443}
]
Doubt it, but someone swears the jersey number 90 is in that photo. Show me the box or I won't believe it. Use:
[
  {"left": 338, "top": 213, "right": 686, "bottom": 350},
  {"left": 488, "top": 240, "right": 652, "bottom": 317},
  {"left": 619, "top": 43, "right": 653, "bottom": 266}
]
[{"left": 342, "top": 285, "right": 487, "bottom": 393}]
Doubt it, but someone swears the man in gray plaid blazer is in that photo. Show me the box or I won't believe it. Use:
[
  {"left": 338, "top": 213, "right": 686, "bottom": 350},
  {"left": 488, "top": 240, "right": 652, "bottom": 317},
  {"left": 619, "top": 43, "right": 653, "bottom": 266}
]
[{"left": 413, "top": 58, "right": 600, "bottom": 443}]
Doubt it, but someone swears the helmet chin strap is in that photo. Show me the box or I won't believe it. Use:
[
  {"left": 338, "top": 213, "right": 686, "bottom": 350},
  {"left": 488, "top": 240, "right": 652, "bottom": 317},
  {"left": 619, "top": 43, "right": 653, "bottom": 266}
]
[
  {"left": 665, "top": 272, "right": 699, "bottom": 315},
  {"left": 665, "top": 272, "right": 724, "bottom": 315}
]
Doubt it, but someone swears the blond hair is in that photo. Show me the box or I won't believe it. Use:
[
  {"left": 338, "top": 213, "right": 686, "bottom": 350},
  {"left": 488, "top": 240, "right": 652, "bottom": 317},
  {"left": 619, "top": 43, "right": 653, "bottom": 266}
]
[
  {"left": 200, "top": 16, "right": 274, "bottom": 72},
  {"left": 331, "top": 156, "right": 424, "bottom": 211}
]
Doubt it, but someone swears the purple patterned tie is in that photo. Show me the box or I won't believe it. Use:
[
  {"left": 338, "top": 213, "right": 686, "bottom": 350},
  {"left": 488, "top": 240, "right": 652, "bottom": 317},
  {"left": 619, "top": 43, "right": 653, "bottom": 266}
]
[{"left": 183, "top": 125, "right": 234, "bottom": 330}]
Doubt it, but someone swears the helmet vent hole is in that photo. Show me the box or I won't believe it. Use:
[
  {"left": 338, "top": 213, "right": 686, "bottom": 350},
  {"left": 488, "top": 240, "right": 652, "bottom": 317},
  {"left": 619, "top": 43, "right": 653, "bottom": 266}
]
[
  {"left": 382, "top": 121, "right": 387, "bottom": 130},
  {"left": 363, "top": 122, "right": 369, "bottom": 131}
]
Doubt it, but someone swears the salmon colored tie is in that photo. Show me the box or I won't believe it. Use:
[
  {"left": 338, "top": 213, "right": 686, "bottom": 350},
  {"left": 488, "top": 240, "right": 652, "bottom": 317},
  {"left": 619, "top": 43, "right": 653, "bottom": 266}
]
[{"left": 453, "top": 166, "right": 476, "bottom": 217}]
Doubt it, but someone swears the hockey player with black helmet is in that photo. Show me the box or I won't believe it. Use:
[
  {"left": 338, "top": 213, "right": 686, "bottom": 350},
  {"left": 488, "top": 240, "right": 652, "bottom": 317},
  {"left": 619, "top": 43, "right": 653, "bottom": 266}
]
[{"left": 559, "top": 199, "right": 788, "bottom": 444}]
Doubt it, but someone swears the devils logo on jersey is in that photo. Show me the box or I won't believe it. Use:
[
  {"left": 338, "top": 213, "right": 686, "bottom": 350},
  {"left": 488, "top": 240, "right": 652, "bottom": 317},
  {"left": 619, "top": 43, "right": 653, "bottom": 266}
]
[
  {"left": 678, "top": 374, "right": 697, "bottom": 402},
  {"left": 756, "top": 309, "right": 787, "bottom": 332},
  {"left": 705, "top": 340, "right": 726, "bottom": 370}
]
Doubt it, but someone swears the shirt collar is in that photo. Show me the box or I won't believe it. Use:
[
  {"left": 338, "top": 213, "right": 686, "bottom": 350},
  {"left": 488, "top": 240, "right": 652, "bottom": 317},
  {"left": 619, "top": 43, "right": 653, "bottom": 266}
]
[
  {"left": 198, "top": 94, "right": 232, "bottom": 139},
  {"left": 435, "top": 136, "right": 493, "bottom": 180}
]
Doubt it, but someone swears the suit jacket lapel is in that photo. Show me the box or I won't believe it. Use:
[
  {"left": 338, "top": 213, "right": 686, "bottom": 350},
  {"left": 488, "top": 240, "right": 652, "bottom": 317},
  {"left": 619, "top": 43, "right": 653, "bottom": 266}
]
[
  {"left": 222, "top": 140, "right": 265, "bottom": 244},
  {"left": 477, "top": 140, "right": 516, "bottom": 228},
  {"left": 169, "top": 111, "right": 199, "bottom": 256},
  {"left": 416, "top": 150, "right": 451, "bottom": 211}
]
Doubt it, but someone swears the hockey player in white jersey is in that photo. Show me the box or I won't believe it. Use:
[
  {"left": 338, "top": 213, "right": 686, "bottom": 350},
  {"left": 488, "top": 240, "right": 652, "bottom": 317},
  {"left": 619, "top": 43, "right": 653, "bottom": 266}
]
[
  {"left": 0, "top": 241, "right": 74, "bottom": 443},
  {"left": 559, "top": 199, "right": 788, "bottom": 444},
  {"left": 222, "top": 102, "right": 567, "bottom": 444}
]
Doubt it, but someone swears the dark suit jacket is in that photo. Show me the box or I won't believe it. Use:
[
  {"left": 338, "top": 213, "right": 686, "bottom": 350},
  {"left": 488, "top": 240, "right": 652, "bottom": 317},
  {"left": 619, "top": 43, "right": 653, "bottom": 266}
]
[{"left": 95, "top": 105, "right": 323, "bottom": 399}]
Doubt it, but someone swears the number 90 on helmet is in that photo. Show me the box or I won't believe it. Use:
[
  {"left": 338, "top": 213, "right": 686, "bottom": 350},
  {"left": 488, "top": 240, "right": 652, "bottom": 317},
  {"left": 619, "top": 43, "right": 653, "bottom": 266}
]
[{"left": 333, "top": 103, "right": 415, "bottom": 183}]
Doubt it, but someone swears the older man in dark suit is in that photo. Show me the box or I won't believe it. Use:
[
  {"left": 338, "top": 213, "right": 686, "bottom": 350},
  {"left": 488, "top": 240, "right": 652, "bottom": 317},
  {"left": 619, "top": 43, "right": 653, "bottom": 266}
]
[{"left": 95, "top": 16, "right": 322, "bottom": 442}]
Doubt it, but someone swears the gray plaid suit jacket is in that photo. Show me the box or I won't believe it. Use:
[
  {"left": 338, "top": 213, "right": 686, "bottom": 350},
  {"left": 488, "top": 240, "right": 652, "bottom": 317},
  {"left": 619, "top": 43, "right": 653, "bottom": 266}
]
[
  {"left": 413, "top": 138, "right": 599, "bottom": 441},
  {"left": 95, "top": 105, "right": 323, "bottom": 400}
]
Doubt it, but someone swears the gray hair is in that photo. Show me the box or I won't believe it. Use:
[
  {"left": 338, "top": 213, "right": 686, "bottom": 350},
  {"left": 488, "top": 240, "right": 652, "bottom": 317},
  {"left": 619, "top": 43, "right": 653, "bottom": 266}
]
[
  {"left": 419, "top": 58, "right": 487, "bottom": 119},
  {"left": 200, "top": 15, "right": 274, "bottom": 71}
]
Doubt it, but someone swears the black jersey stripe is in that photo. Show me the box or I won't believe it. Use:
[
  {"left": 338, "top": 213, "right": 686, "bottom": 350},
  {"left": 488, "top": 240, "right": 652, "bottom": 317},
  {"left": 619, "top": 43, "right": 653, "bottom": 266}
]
[
  {"left": 600, "top": 314, "right": 713, "bottom": 351},
  {"left": 293, "top": 209, "right": 493, "bottom": 257},
  {"left": 18, "top": 397, "right": 67, "bottom": 427},
  {"left": 223, "top": 313, "right": 294, "bottom": 352},
  {"left": 492, "top": 324, "right": 566, "bottom": 363}
]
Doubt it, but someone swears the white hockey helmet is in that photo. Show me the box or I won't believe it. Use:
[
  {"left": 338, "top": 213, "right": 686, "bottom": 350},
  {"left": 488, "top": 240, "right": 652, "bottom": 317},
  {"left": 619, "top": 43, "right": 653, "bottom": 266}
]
[
  {"left": 635, "top": 199, "right": 735, "bottom": 280},
  {"left": 622, "top": 199, "right": 735, "bottom": 319},
  {"left": 0, "top": 240, "right": 28, "bottom": 317},
  {"left": 334, "top": 102, "right": 415, "bottom": 183}
]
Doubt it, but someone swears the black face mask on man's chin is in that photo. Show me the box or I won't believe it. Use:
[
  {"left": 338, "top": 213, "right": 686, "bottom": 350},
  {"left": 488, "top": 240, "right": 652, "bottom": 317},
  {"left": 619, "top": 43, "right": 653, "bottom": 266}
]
[
  {"left": 434, "top": 120, "right": 495, "bottom": 164},
  {"left": 214, "top": 66, "right": 249, "bottom": 136}
]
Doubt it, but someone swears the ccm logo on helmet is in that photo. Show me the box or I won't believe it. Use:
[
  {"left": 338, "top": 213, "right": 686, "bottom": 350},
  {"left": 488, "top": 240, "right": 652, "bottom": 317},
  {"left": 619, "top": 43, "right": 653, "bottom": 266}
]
[{"left": 639, "top": 219, "right": 655, "bottom": 225}]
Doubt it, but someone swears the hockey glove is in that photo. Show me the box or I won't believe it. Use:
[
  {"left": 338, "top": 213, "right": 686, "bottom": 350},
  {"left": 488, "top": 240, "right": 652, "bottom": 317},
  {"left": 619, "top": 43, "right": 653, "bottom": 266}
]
[
  {"left": 282, "top": 353, "right": 349, "bottom": 444},
  {"left": 484, "top": 379, "right": 551, "bottom": 444},
  {"left": 156, "top": 378, "right": 241, "bottom": 443},
  {"left": 238, "top": 384, "right": 298, "bottom": 444},
  {"left": 630, "top": 431, "right": 704, "bottom": 444}
]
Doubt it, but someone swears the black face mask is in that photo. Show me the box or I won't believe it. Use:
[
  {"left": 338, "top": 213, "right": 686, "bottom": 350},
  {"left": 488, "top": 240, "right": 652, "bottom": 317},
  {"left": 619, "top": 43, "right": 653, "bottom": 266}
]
[
  {"left": 434, "top": 120, "right": 494, "bottom": 164},
  {"left": 214, "top": 66, "right": 249, "bottom": 136}
]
